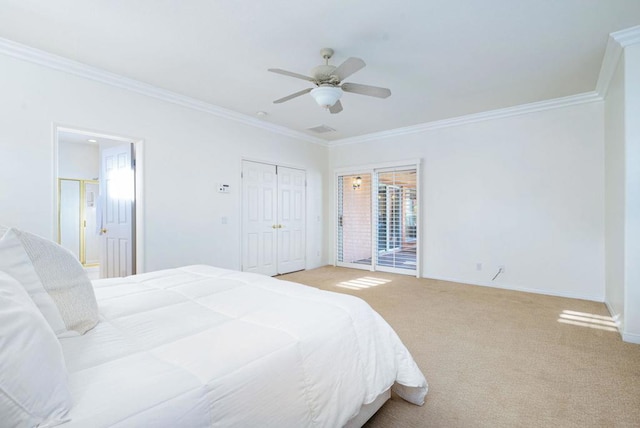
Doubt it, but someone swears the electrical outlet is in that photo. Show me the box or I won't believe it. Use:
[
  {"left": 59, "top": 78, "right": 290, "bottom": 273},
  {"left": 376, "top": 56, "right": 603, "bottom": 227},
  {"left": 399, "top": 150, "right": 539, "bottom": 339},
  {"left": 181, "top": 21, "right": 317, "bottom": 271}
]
[{"left": 476, "top": 263, "right": 483, "bottom": 271}]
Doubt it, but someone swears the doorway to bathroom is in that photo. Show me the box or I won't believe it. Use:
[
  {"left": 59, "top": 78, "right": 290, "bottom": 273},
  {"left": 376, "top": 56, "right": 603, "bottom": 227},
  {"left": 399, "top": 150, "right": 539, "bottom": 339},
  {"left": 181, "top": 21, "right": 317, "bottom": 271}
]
[{"left": 56, "top": 127, "right": 142, "bottom": 279}]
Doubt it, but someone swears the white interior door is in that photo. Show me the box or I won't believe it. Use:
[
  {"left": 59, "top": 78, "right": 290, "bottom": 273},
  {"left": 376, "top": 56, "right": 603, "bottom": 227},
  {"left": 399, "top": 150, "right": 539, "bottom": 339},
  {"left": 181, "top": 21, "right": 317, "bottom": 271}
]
[
  {"left": 100, "top": 144, "right": 135, "bottom": 278},
  {"left": 242, "top": 161, "right": 278, "bottom": 276},
  {"left": 277, "top": 166, "right": 306, "bottom": 274}
]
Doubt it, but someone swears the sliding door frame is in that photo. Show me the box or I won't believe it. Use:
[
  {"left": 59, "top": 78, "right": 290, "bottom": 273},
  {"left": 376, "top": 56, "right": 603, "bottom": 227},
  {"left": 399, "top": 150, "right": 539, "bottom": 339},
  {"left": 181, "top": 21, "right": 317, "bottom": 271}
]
[{"left": 334, "top": 159, "right": 421, "bottom": 278}]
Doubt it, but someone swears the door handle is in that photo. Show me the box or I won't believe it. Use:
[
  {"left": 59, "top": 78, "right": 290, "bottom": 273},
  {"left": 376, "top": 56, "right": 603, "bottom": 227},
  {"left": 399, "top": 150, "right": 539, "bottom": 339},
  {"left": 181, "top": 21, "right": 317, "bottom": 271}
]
[{"left": 100, "top": 228, "right": 108, "bottom": 234}]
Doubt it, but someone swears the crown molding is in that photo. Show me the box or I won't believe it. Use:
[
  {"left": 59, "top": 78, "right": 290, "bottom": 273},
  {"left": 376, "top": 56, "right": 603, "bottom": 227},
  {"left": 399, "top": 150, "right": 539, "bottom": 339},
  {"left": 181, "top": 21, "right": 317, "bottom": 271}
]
[
  {"left": 596, "top": 25, "right": 640, "bottom": 98},
  {"left": 0, "top": 37, "right": 327, "bottom": 147},
  {"left": 329, "top": 91, "right": 602, "bottom": 147},
  {"left": 611, "top": 24, "right": 640, "bottom": 47},
  {"left": 2, "top": 25, "right": 638, "bottom": 149}
]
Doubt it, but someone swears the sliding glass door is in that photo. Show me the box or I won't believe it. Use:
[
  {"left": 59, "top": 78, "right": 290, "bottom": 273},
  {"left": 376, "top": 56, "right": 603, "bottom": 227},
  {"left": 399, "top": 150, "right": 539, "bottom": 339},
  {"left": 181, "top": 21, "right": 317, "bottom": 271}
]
[
  {"left": 375, "top": 169, "right": 417, "bottom": 273},
  {"left": 336, "top": 164, "right": 419, "bottom": 275}
]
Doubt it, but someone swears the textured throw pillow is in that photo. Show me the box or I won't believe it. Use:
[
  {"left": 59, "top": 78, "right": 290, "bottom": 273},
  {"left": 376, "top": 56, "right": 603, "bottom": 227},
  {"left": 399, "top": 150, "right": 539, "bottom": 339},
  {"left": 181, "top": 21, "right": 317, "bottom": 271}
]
[
  {"left": 0, "top": 227, "right": 99, "bottom": 336},
  {"left": 0, "top": 270, "right": 73, "bottom": 427}
]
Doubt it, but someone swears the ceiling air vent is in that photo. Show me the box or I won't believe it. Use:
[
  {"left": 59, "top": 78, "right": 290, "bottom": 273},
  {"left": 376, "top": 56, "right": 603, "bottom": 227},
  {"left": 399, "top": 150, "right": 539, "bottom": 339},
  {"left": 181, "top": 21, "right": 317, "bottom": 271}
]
[{"left": 307, "top": 124, "right": 336, "bottom": 134}]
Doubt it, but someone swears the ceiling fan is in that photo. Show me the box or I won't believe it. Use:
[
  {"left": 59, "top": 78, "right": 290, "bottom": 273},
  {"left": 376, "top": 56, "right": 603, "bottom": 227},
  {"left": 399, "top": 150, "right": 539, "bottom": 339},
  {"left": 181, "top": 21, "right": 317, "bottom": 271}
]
[{"left": 268, "top": 48, "right": 391, "bottom": 114}]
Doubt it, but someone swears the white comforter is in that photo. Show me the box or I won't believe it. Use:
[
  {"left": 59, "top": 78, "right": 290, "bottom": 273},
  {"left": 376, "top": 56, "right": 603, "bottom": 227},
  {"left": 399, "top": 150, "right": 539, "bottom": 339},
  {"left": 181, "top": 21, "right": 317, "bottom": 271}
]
[{"left": 59, "top": 265, "right": 427, "bottom": 427}]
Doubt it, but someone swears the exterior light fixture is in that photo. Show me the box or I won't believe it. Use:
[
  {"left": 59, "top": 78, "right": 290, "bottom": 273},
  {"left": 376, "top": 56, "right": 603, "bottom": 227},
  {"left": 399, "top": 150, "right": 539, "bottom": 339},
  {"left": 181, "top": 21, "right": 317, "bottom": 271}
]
[{"left": 353, "top": 176, "right": 362, "bottom": 190}]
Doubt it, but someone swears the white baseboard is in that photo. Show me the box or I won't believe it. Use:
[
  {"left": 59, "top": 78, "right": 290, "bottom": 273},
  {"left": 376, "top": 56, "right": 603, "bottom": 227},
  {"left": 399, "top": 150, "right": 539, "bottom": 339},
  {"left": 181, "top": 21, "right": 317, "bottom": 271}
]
[
  {"left": 422, "top": 274, "right": 603, "bottom": 302},
  {"left": 603, "top": 300, "right": 624, "bottom": 340},
  {"left": 622, "top": 332, "right": 640, "bottom": 344}
]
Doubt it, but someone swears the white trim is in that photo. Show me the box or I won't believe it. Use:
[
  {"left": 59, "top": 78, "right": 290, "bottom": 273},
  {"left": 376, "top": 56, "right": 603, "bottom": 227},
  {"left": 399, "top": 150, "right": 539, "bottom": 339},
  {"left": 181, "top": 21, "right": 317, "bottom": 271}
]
[
  {"left": 334, "top": 159, "right": 421, "bottom": 174},
  {"left": 0, "top": 37, "right": 326, "bottom": 147},
  {"left": 596, "top": 26, "right": 640, "bottom": 99},
  {"left": 415, "top": 160, "right": 422, "bottom": 278},
  {"left": 133, "top": 140, "right": 145, "bottom": 275},
  {"left": 596, "top": 36, "right": 624, "bottom": 98},
  {"left": 423, "top": 274, "right": 604, "bottom": 302},
  {"left": 604, "top": 300, "right": 624, "bottom": 340},
  {"left": 376, "top": 265, "right": 417, "bottom": 276},
  {"left": 611, "top": 25, "right": 640, "bottom": 48},
  {"left": 604, "top": 300, "right": 623, "bottom": 327},
  {"left": 622, "top": 332, "right": 640, "bottom": 344},
  {"left": 241, "top": 156, "right": 306, "bottom": 172},
  {"left": 336, "top": 262, "right": 374, "bottom": 271},
  {"left": 328, "top": 92, "right": 601, "bottom": 147},
  {"left": 4, "top": 27, "right": 640, "bottom": 149}
]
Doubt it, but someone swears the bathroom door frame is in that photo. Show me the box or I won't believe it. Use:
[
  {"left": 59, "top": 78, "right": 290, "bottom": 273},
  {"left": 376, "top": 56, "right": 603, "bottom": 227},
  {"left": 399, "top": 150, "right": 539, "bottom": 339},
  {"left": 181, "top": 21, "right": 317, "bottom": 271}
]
[{"left": 53, "top": 124, "right": 145, "bottom": 276}]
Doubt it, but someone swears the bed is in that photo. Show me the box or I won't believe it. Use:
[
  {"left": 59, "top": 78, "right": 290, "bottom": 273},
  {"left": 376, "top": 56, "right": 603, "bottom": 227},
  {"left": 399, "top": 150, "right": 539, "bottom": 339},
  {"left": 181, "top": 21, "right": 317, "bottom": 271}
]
[{"left": 0, "top": 227, "right": 427, "bottom": 427}]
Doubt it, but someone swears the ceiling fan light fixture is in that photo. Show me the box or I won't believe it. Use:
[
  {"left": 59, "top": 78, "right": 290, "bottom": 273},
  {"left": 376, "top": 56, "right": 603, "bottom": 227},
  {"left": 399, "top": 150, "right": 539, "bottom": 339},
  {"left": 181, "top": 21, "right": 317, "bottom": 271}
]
[{"left": 310, "top": 86, "right": 343, "bottom": 108}]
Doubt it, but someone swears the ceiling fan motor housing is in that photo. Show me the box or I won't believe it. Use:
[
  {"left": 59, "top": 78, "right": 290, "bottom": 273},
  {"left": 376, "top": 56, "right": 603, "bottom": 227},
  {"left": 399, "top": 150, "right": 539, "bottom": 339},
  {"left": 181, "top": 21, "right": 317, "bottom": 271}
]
[{"left": 311, "top": 65, "right": 340, "bottom": 85}]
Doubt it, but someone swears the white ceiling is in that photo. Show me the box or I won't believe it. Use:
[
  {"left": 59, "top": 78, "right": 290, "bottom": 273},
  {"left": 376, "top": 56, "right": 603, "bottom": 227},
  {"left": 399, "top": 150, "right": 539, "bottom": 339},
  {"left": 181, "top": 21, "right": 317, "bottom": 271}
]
[{"left": 1, "top": 1, "right": 640, "bottom": 142}]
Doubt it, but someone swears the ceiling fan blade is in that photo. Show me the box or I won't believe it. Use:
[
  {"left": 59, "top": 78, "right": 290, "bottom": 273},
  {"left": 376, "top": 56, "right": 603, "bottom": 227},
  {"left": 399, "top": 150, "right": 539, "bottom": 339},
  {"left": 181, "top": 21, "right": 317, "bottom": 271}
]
[
  {"left": 273, "top": 87, "right": 312, "bottom": 104},
  {"left": 341, "top": 82, "right": 391, "bottom": 98},
  {"left": 268, "top": 68, "right": 315, "bottom": 82},
  {"left": 332, "top": 57, "right": 366, "bottom": 81},
  {"left": 329, "top": 100, "right": 343, "bottom": 114}
]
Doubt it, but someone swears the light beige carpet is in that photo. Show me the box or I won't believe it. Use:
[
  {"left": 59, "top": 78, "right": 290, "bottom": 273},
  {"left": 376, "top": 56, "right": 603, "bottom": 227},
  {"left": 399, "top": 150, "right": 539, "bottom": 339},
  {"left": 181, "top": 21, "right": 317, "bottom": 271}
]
[{"left": 280, "top": 266, "right": 640, "bottom": 428}]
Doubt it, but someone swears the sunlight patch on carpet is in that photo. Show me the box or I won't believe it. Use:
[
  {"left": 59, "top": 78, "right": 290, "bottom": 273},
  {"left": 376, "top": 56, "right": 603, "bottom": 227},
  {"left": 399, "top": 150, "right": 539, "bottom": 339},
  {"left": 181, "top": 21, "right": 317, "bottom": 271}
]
[
  {"left": 336, "top": 276, "right": 392, "bottom": 290},
  {"left": 557, "top": 310, "right": 618, "bottom": 332}
]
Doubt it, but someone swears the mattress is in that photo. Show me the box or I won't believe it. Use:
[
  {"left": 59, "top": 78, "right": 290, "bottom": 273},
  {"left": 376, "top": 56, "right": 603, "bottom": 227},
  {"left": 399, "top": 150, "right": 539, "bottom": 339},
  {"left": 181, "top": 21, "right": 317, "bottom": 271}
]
[{"left": 59, "top": 265, "right": 428, "bottom": 427}]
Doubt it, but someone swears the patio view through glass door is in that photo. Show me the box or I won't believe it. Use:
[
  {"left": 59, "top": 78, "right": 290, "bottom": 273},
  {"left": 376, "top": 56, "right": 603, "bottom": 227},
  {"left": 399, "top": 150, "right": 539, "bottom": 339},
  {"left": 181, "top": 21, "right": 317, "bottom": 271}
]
[
  {"left": 336, "top": 165, "right": 418, "bottom": 275},
  {"left": 375, "top": 169, "right": 417, "bottom": 272}
]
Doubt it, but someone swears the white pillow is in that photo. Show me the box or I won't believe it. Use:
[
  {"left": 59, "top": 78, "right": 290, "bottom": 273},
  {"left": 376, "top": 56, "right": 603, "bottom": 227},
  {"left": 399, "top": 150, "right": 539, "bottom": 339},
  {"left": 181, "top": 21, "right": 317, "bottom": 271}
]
[
  {"left": 0, "top": 228, "right": 99, "bottom": 336},
  {"left": 0, "top": 270, "right": 73, "bottom": 427}
]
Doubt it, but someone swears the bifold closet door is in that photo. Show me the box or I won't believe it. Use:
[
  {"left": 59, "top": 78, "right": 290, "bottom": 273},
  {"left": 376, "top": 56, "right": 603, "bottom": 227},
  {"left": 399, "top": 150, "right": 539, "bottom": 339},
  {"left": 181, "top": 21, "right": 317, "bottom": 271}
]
[
  {"left": 277, "top": 167, "right": 306, "bottom": 274},
  {"left": 242, "top": 161, "right": 306, "bottom": 276},
  {"left": 242, "top": 161, "right": 278, "bottom": 276}
]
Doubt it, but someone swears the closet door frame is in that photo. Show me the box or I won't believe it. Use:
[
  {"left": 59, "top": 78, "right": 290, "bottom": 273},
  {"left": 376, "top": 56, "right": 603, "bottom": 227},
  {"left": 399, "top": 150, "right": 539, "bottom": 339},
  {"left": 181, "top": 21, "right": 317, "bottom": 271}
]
[
  {"left": 241, "top": 158, "right": 307, "bottom": 276},
  {"left": 334, "top": 159, "right": 421, "bottom": 278}
]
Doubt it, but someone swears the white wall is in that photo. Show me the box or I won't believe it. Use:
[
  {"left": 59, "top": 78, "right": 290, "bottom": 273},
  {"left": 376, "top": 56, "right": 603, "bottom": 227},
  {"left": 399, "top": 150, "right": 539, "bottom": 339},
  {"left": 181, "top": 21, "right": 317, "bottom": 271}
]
[
  {"left": 58, "top": 141, "right": 99, "bottom": 179},
  {"left": 604, "top": 53, "right": 626, "bottom": 328},
  {"left": 0, "top": 53, "right": 328, "bottom": 273},
  {"left": 623, "top": 44, "right": 640, "bottom": 342},
  {"left": 603, "top": 42, "right": 640, "bottom": 344},
  {"left": 330, "top": 103, "right": 605, "bottom": 301}
]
